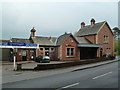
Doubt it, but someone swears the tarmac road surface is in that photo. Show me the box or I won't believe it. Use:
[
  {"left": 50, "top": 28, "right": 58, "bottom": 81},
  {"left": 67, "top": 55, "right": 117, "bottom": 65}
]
[{"left": 2, "top": 61, "right": 119, "bottom": 89}]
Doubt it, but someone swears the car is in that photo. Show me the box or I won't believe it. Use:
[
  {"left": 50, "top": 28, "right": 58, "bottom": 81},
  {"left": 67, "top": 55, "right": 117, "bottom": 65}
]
[
  {"left": 106, "top": 54, "right": 115, "bottom": 59},
  {"left": 34, "top": 56, "right": 50, "bottom": 63}
]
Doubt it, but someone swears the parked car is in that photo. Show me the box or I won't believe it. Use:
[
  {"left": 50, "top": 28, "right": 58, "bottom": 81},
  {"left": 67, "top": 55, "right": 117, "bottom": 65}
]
[
  {"left": 34, "top": 56, "right": 50, "bottom": 63},
  {"left": 106, "top": 54, "right": 115, "bottom": 59}
]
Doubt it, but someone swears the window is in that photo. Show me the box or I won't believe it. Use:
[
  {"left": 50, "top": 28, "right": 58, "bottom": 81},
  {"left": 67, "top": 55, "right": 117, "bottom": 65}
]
[
  {"left": 106, "top": 48, "right": 110, "bottom": 54},
  {"left": 71, "top": 48, "right": 74, "bottom": 56},
  {"left": 51, "top": 48, "right": 54, "bottom": 51},
  {"left": 66, "top": 48, "right": 75, "bottom": 57},
  {"left": 40, "top": 48, "right": 43, "bottom": 51},
  {"left": 70, "top": 39, "right": 74, "bottom": 42},
  {"left": 45, "top": 48, "right": 49, "bottom": 51},
  {"left": 104, "top": 35, "right": 109, "bottom": 43},
  {"left": 67, "top": 48, "right": 70, "bottom": 56}
]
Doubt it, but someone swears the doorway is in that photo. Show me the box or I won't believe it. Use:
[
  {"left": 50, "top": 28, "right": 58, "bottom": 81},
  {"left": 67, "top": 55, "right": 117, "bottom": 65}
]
[
  {"left": 100, "top": 48, "right": 103, "bottom": 57},
  {"left": 22, "top": 50, "right": 27, "bottom": 61},
  {"left": 80, "top": 47, "right": 98, "bottom": 60}
]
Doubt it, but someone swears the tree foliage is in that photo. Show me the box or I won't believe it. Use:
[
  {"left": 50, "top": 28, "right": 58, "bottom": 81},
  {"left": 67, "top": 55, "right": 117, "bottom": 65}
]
[
  {"left": 114, "top": 40, "right": 120, "bottom": 55},
  {"left": 113, "top": 27, "right": 120, "bottom": 40},
  {"left": 113, "top": 27, "right": 120, "bottom": 55}
]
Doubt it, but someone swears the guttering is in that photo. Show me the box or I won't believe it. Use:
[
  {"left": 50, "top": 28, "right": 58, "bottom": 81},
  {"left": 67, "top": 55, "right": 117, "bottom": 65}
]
[{"left": 78, "top": 44, "right": 102, "bottom": 48}]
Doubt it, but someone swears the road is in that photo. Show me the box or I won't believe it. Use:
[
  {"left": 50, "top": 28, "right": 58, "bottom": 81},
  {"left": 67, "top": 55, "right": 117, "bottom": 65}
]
[{"left": 2, "top": 61, "right": 119, "bottom": 89}]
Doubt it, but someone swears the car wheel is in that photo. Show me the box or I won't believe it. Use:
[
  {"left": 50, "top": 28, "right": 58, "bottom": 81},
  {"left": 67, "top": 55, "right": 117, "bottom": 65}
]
[{"left": 39, "top": 61, "right": 42, "bottom": 63}]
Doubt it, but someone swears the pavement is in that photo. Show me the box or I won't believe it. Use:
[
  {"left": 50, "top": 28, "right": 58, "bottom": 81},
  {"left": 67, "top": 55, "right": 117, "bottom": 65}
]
[
  {"left": 2, "top": 60, "right": 119, "bottom": 88},
  {"left": 1, "top": 59, "right": 119, "bottom": 85}
]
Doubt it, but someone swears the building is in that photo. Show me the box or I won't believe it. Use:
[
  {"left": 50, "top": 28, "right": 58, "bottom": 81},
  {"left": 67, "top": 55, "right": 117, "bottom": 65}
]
[
  {"left": 0, "top": 40, "right": 11, "bottom": 61},
  {"left": 1, "top": 18, "right": 114, "bottom": 61},
  {"left": 0, "top": 39, "right": 38, "bottom": 62},
  {"left": 75, "top": 18, "right": 114, "bottom": 58},
  {"left": 29, "top": 27, "right": 57, "bottom": 60},
  {"left": 54, "top": 33, "right": 101, "bottom": 60},
  {"left": 11, "top": 38, "right": 37, "bottom": 61}
]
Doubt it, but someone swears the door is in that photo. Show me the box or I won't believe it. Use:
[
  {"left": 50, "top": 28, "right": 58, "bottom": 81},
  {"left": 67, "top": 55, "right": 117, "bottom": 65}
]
[
  {"left": 45, "top": 51, "right": 49, "bottom": 56},
  {"left": 100, "top": 48, "right": 103, "bottom": 57},
  {"left": 22, "top": 50, "right": 27, "bottom": 61}
]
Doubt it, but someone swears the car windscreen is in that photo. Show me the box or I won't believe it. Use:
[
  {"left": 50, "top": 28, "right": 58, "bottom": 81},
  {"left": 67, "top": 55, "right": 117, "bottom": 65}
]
[{"left": 43, "top": 56, "right": 50, "bottom": 59}]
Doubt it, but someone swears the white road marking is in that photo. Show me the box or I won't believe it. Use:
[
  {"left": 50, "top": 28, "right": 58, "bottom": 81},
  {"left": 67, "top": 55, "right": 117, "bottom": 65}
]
[
  {"left": 56, "top": 83, "right": 79, "bottom": 90},
  {"left": 92, "top": 72, "right": 112, "bottom": 79},
  {"left": 62, "top": 83, "right": 79, "bottom": 88}
]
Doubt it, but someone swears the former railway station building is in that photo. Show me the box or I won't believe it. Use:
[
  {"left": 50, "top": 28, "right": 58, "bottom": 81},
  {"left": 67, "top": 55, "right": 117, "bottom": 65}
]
[{"left": 1, "top": 18, "right": 114, "bottom": 61}]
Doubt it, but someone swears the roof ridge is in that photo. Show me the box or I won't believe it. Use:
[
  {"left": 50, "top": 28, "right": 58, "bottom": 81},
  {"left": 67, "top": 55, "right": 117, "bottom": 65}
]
[
  {"left": 75, "top": 21, "right": 106, "bottom": 37},
  {"left": 83, "top": 21, "right": 106, "bottom": 28},
  {"left": 12, "top": 38, "right": 29, "bottom": 40}
]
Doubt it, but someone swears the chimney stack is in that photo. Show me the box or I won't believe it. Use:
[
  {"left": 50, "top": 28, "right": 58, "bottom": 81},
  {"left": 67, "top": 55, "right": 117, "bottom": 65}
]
[
  {"left": 30, "top": 27, "right": 36, "bottom": 38},
  {"left": 81, "top": 22, "right": 85, "bottom": 28},
  {"left": 91, "top": 18, "right": 95, "bottom": 26}
]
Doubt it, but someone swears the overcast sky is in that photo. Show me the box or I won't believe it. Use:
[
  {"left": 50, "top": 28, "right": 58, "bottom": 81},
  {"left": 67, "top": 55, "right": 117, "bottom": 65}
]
[{"left": 1, "top": 1, "right": 118, "bottom": 40}]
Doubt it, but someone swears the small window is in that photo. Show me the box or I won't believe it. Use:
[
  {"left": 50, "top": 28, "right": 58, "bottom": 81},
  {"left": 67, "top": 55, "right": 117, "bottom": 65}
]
[
  {"left": 45, "top": 48, "right": 49, "bottom": 51},
  {"left": 51, "top": 48, "right": 54, "bottom": 51},
  {"left": 104, "top": 35, "right": 109, "bottom": 43},
  {"left": 106, "top": 48, "right": 110, "bottom": 54},
  {"left": 70, "top": 39, "right": 73, "bottom": 42},
  {"left": 40, "top": 48, "right": 43, "bottom": 51}
]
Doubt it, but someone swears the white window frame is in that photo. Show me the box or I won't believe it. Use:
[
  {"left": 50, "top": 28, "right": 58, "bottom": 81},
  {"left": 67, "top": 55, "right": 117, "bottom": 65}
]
[
  {"left": 66, "top": 47, "right": 75, "bottom": 57},
  {"left": 104, "top": 35, "right": 109, "bottom": 43}
]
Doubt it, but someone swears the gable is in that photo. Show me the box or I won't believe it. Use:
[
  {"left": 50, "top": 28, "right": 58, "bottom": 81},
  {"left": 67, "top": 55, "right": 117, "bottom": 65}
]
[
  {"left": 97, "top": 22, "right": 114, "bottom": 36},
  {"left": 56, "top": 34, "right": 79, "bottom": 46},
  {"left": 96, "top": 22, "right": 114, "bottom": 44},
  {"left": 62, "top": 35, "right": 79, "bottom": 46}
]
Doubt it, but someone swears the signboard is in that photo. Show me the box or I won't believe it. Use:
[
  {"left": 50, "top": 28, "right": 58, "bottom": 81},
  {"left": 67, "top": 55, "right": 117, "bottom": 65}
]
[
  {"left": 0, "top": 42, "right": 37, "bottom": 47},
  {"left": 49, "top": 51, "right": 53, "bottom": 55}
]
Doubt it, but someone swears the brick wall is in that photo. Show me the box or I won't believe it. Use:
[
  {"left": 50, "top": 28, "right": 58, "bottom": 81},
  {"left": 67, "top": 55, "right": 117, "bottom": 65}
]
[
  {"left": 85, "top": 35, "right": 96, "bottom": 44},
  {"left": 59, "top": 36, "right": 80, "bottom": 60},
  {"left": 96, "top": 23, "right": 114, "bottom": 56}
]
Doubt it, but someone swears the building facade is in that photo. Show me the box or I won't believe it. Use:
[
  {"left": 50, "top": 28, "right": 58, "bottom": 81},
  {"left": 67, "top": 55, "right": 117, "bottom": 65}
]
[
  {"left": 1, "top": 18, "right": 114, "bottom": 61},
  {"left": 75, "top": 18, "right": 114, "bottom": 58}
]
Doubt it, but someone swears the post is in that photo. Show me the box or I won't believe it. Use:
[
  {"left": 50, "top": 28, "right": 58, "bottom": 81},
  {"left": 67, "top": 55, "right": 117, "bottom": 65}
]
[
  {"left": 13, "top": 55, "right": 16, "bottom": 70},
  {"left": 13, "top": 48, "right": 17, "bottom": 71}
]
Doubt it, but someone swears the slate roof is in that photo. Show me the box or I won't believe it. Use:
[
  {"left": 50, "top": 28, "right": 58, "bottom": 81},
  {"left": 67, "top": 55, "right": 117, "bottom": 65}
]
[
  {"left": 56, "top": 34, "right": 70, "bottom": 45},
  {"left": 32, "top": 36, "right": 57, "bottom": 46},
  {"left": 56, "top": 33, "right": 79, "bottom": 45},
  {"left": 11, "top": 38, "right": 32, "bottom": 44},
  {"left": 75, "top": 21, "right": 106, "bottom": 36},
  {"left": 75, "top": 37, "right": 92, "bottom": 44}
]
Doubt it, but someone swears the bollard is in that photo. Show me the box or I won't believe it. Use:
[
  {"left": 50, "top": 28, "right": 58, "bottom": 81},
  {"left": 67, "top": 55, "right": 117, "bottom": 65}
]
[{"left": 17, "top": 64, "right": 22, "bottom": 70}]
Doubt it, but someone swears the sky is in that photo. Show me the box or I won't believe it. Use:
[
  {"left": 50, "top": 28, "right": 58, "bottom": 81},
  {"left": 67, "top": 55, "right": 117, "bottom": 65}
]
[{"left": 1, "top": 0, "right": 119, "bottom": 40}]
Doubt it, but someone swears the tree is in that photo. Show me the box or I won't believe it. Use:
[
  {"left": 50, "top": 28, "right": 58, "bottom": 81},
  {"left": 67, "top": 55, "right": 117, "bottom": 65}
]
[
  {"left": 113, "top": 27, "right": 120, "bottom": 40},
  {"left": 113, "top": 27, "right": 120, "bottom": 55}
]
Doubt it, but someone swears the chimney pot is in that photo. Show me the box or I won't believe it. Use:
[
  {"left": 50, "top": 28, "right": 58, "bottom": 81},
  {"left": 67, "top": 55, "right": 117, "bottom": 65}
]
[
  {"left": 81, "top": 22, "right": 85, "bottom": 28},
  {"left": 91, "top": 18, "right": 95, "bottom": 25},
  {"left": 30, "top": 27, "right": 36, "bottom": 38}
]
